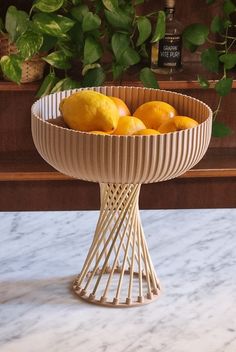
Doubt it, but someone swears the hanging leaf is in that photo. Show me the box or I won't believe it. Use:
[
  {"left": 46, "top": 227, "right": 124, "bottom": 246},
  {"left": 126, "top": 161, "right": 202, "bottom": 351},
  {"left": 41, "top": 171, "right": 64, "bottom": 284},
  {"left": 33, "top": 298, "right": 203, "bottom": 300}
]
[
  {"left": 50, "top": 78, "right": 68, "bottom": 93},
  {"left": 61, "top": 77, "right": 80, "bottom": 90},
  {"left": 70, "top": 5, "right": 89, "bottom": 22},
  {"left": 57, "top": 39, "right": 77, "bottom": 58},
  {"left": 119, "top": 47, "right": 140, "bottom": 66},
  {"left": 206, "top": 0, "right": 216, "bottom": 4},
  {"left": 215, "top": 77, "right": 233, "bottom": 96},
  {"left": 82, "top": 12, "right": 101, "bottom": 32},
  {"left": 210, "top": 15, "right": 224, "bottom": 33},
  {"left": 0, "top": 55, "right": 22, "bottom": 84},
  {"left": 182, "top": 35, "right": 198, "bottom": 52},
  {"left": 219, "top": 53, "right": 236, "bottom": 70},
  {"left": 50, "top": 77, "right": 80, "bottom": 93},
  {"left": 102, "top": 0, "right": 118, "bottom": 12},
  {"left": 136, "top": 16, "right": 152, "bottom": 46},
  {"left": 197, "top": 75, "right": 210, "bottom": 89},
  {"left": 223, "top": 0, "right": 236, "bottom": 17},
  {"left": 5, "top": 6, "right": 29, "bottom": 42},
  {"left": 139, "top": 43, "right": 149, "bottom": 59},
  {"left": 33, "top": 0, "right": 64, "bottom": 13},
  {"left": 111, "top": 33, "right": 130, "bottom": 61},
  {"left": 201, "top": 48, "right": 219, "bottom": 73},
  {"left": 139, "top": 67, "right": 159, "bottom": 89},
  {"left": 112, "top": 63, "right": 126, "bottom": 80},
  {"left": 151, "top": 11, "right": 166, "bottom": 43},
  {"left": 16, "top": 30, "right": 44, "bottom": 59},
  {"left": 212, "top": 121, "right": 232, "bottom": 137},
  {"left": 82, "top": 63, "right": 101, "bottom": 76},
  {"left": 36, "top": 72, "right": 60, "bottom": 97},
  {"left": 83, "top": 36, "right": 103, "bottom": 64},
  {"left": 82, "top": 67, "right": 105, "bottom": 87},
  {"left": 104, "top": 9, "right": 132, "bottom": 31},
  {"left": 43, "top": 51, "right": 72, "bottom": 69},
  {"left": 182, "top": 23, "right": 209, "bottom": 46},
  {"left": 33, "top": 13, "right": 75, "bottom": 38}
]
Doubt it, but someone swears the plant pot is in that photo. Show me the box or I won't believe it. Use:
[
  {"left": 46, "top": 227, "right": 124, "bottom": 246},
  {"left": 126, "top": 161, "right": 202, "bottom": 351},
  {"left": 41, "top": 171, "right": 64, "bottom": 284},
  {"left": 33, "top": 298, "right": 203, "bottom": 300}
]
[{"left": 0, "top": 33, "right": 46, "bottom": 83}]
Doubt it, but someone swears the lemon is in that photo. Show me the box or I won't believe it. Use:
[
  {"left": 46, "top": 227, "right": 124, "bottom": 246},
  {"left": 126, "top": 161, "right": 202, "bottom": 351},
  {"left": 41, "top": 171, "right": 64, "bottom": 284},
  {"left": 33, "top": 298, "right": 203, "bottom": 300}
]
[
  {"left": 112, "top": 116, "right": 146, "bottom": 136},
  {"left": 158, "top": 116, "right": 198, "bottom": 133},
  {"left": 59, "top": 90, "right": 119, "bottom": 132},
  {"left": 89, "top": 131, "right": 110, "bottom": 135},
  {"left": 133, "top": 101, "right": 177, "bottom": 130},
  {"left": 133, "top": 128, "right": 161, "bottom": 135},
  {"left": 108, "top": 96, "right": 131, "bottom": 117}
]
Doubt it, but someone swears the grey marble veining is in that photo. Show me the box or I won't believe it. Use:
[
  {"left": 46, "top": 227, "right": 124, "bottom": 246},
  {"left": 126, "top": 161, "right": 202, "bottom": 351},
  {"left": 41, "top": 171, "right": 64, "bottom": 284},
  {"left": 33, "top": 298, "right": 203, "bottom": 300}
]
[{"left": 0, "top": 209, "right": 236, "bottom": 352}]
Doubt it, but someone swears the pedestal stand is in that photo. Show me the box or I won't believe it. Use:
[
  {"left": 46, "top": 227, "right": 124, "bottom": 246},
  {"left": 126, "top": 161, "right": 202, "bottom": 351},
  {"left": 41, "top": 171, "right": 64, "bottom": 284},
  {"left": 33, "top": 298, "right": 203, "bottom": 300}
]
[{"left": 73, "top": 183, "right": 160, "bottom": 307}]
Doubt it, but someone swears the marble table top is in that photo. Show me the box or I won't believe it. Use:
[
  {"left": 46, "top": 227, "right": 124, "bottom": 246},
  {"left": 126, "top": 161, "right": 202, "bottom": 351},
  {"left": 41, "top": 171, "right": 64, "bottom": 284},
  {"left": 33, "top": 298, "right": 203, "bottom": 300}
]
[{"left": 0, "top": 209, "right": 236, "bottom": 352}]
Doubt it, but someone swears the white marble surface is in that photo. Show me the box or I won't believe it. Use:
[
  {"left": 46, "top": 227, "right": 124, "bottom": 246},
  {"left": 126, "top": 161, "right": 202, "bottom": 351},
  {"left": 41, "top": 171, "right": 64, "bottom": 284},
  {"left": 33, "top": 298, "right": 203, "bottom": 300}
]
[{"left": 0, "top": 209, "right": 236, "bottom": 352}]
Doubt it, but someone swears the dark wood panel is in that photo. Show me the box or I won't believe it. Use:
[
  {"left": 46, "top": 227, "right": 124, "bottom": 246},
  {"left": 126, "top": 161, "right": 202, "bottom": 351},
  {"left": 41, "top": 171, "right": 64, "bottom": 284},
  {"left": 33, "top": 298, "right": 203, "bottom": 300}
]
[
  {"left": 0, "top": 177, "right": 235, "bottom": 211},
  {"left": 0, "top": 90, "right": 36, "bottom": 152}
]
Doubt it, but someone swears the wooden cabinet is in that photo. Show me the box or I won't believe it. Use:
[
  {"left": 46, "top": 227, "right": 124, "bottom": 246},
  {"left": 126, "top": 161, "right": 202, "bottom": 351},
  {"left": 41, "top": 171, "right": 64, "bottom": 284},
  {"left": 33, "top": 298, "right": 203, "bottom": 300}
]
[{"left": 0, "top": 1, "right": 236, "bottom": 210}]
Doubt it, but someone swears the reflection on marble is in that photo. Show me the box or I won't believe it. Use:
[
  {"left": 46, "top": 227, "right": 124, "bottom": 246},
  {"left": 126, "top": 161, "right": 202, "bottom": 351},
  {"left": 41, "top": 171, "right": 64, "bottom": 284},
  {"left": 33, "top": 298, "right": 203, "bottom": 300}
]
[{"left": 0, "top": 209, "right": 236, "bottom": 352}]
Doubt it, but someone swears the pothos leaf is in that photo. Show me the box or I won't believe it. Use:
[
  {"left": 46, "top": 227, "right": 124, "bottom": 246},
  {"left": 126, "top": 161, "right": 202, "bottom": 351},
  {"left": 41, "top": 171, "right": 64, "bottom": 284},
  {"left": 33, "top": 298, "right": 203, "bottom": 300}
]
[
  {"left": 33, "top": 13, "right": 75, "bottom": 38},
  {"left": 36, "top": 72, "right": 60, "bottom": 97},
  {"left": 151, "top": 11, "right": 166, "bottom": 43},
  {"left": 111, "top": 33, "right": 130, "bottom": 61},
  {"left": 182, "top": 23, "right": 209, "bottom": 46},
  {"left": 43, "top": 51, "right": 72, "bottom": 69},
  {"left": 82, "top": 67, "right": 105, "bottom": 87},
  {"left": 83, "top": 36, "right": 103, "bottom": 64},
  {"left": 33, "top": 0, "right": 64, "bottom": 13},
  {"left": 139, "top": 67, "right": 159, "bottom": 89},
  {"left": 212, "top": 121, "right": 232, "bottom": 137},
  {"left": 215, "top": 77, "right": 233, "bottom": 96},
  {"left": 5, "top": 6, "right": 29, "bottom": 42},
  {"left": 201, "top": 48, "right": 219, "bottom": 73},
  {"left": 219, "top": 53, "right": 236, "bottom": 70},
  {"left": 16, "top": 30, "right": 44, "bottom": 60},
  {"left": 197, "top": 75, "right": 210, "bottom": 89},
  {"left": 102, "top": 0, "right": 118, "bottom": 12},
  {"left": 136, "top": 16, "right": 152, "bottom": 46},
  {"left": 0, "top": 54, "right": 22, "bottom": 84}
]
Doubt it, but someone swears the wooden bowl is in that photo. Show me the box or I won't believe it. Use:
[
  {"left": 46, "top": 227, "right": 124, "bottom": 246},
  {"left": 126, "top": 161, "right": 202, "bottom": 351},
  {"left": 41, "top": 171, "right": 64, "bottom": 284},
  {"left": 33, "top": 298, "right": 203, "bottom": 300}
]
[{"left": 31, "top": 86, "right": 212, "bottom": 184}]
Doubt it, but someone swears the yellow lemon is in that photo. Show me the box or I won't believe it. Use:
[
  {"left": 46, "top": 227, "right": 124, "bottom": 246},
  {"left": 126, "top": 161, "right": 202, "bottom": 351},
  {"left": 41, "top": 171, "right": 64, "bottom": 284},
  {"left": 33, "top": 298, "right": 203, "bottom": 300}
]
[
  {"left": 133, "top": 128, "right": 161, "bottom": 136},
  {"left": 158, "top": 116, "right": 199, "bottom": 133},
  {"left": 59, "top": 90, "right": 119, "bottom": 132},
  {"left": 112, "top": 116, "right": 146, "bottom": 136},
  {"left": 133, "top": 101, "right": 177, "bottom": 130},
  {"left": 89, "top": 131, "right": 110, "bottom": 135},
  {"left": 108, "top": 96, "right": 131, "bottom": 117}
]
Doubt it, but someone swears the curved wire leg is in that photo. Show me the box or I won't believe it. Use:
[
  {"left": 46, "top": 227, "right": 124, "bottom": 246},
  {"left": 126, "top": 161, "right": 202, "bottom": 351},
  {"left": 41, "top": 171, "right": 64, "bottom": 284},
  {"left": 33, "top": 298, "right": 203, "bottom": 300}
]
[{"left": 72, "top": 183, "right": 160, "bottom": 307}]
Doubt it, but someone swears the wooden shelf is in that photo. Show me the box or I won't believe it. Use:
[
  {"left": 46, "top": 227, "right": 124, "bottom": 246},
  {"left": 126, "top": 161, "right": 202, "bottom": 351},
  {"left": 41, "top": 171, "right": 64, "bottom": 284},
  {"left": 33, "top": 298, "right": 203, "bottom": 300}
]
[
  {"left": 0, "top": 148, "right": 235, "bottom": 182},
  {"left": 1, "top": 62, "right": 236, "bottom": 92}
]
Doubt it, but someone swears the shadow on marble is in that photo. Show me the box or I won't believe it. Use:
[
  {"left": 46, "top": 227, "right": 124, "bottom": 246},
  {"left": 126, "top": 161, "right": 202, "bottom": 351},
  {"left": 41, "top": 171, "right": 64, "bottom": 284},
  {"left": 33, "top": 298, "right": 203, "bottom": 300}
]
[{"left": 0, "top": 276, "right": 83, "bottom": 306}]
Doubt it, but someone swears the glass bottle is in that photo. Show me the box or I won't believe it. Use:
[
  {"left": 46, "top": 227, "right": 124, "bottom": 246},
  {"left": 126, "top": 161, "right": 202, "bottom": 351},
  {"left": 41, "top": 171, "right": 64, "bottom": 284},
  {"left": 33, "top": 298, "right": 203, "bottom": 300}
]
[{"left": 151, "top": 0, "right": 183, "bottom": 74}]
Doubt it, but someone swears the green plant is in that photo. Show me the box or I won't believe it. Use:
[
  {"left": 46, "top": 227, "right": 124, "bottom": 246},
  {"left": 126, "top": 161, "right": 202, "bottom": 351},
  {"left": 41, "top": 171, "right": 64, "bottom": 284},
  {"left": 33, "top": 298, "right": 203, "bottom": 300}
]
[
  {"left": 183, "top": 0, "right": 236, "bottom": 137},
  {"left": 0, "top": 0, "right": 165, "bottom": 95}
]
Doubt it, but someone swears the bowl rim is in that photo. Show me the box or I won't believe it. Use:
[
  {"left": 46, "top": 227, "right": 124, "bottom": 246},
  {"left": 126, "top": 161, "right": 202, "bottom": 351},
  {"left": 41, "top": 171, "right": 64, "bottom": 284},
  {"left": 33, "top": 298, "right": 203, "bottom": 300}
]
[{"left": 31, "top": 86, "right": 213, "bottom": 138}]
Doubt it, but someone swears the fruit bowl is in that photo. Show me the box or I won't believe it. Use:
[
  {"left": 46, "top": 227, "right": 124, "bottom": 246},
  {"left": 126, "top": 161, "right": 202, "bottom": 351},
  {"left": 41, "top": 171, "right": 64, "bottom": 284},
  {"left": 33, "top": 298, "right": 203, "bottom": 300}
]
[{"left": 31, "top": 86, "right": 212, "bottom": 307}]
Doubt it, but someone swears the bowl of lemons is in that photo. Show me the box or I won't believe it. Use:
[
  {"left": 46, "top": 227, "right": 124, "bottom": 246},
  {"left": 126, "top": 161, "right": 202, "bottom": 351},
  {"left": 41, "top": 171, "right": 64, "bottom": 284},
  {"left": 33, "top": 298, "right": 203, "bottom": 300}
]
[{"left": 31, "top": 86, "right": 212, "bottom": 308}]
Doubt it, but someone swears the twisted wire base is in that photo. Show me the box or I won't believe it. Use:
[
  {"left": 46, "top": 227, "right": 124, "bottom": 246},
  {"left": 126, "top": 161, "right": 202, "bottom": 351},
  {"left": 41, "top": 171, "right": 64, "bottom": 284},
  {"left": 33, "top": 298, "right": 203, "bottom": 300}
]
[{"left": 72, "top": 183, "right": 160, "bottom": 307}]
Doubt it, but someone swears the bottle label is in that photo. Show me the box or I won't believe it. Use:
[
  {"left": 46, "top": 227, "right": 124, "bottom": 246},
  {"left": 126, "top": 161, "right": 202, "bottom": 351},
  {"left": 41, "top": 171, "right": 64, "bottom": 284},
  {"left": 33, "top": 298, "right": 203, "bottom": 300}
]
[{"left": 158, "top": 34, "right": 182, "bottom": 68}]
